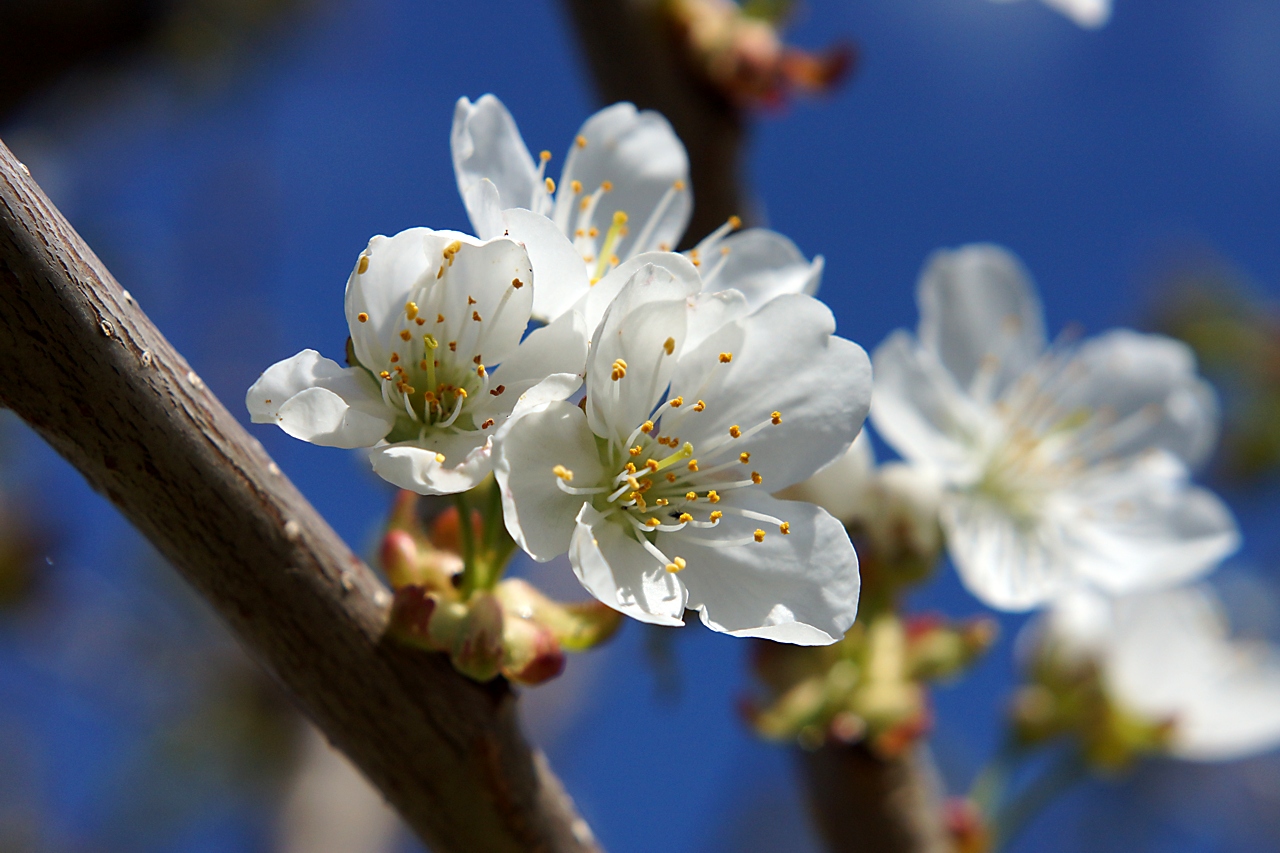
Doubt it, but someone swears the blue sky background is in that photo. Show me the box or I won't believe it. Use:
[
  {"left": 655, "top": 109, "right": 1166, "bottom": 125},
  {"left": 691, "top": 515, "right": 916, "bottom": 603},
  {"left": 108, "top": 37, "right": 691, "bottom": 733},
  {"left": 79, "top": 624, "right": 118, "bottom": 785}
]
[{"left": 2, "top": 0, "right": 1280, "bottom": 850}]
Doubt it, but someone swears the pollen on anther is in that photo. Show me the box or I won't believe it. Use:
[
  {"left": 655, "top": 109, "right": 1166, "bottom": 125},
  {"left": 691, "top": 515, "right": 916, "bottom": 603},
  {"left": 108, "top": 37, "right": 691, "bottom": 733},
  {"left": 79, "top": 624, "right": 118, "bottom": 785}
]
[
  {"left": 601, "top": 180, "right": 613, "bottom": 192},
  {"left": 357, "top": 312, "right": 369, "bottom": 323},
  {"left": 645, "top": 518, "right": 661, "bottom": 528},
  {"left": 399, "top": 329, "right": 412, "bottom": 341},
  {"left": 719, "top": 352, "right": 733, "bottom": 363},
  {"left": 467, "top": 296, "right": 477, "bottom": 305},
  {"left": 477, "top": 365, "right": 487, "bottom": 377},
  {"left": 389, "top": 353, "right": 400, "bottom": 363},
  {"left": 663, "top": 337, "right": 676, "bottom": 355},
  {"left": 379, "top": 370, "right": 391, "bottom": 379},
  {"left": 611, "top": 358, "right": 628, "bottom": 381},
  {"left": 435, "top": 453, "right": 446, "bottom": 463},
  {"left": 687, "top": 459, "right": 699, "bottom": 472},
  {"left": 779, "top": 522, "right": 791, "bottom": 535},
  {"left": 673, "top": 179, "right": 686, "bottom": 191},
  {"left": 545, "top": 177, "right": 556, "bottom": 194},
  {"left": 540, "top": 149, "right": 552, "bottom": 162},
  {"left": 754, "top": 529, "right": 766, "bottom": 543},
  {"left": 357, "top": 255, "right": 369, "bottom": 274},
  {"left": 553, "top": 465, "right": 574, "bottom": 482},
  {"left": 576, "top": 135, "right": 587, "bottom": 148},
  {"left": 693, "top": 400, "right": 705, "bottom": 412},
  {"left": 640, "top": 420, "right": 654, "bottom": 433},
  {"left": 666, "top": 473, "right": 677, "bottom": 483},
  {"left": 437, "top": 313, "right": 445, "bottom": 323},
  {"left": 739, "top": 452, "right": 751, "bottom": 463},
  {"left": 405, "top": 302, "right": 419, "bottom": 320},
  {"left": 665, "top": 557, "right": 686, "bottom": 574},
  {"left": 678, "top": 513, "right": 693, "bottom": 523},
  {"left": 645, "top": 460, "right": 659, "bottom": 472},
  {"left": 669, "top": 396, "right": 684, "bottom": 408},
  {"left": 625, "top": 462, "right": 637, "bottom": 474},
  {"left": 709, "top": 511, "right": 723, "bottom": 522},
  {"left": 707, "top": 490, "right": 720, "bottom": 503},
  {"left": 472, "top": 311, "right": 482, "bottom": 322},
  {"left": 481, "top": 418, "right": 495, "bottom": 429},
  {"left": 771, "top": 411, "right": 782, "bottom": 425},
  {"left": 415, "top": 317, "right": 425, "bottom": 325},
  {"left": 729, "top": 425, "right": 741, "bottom": 438},
  {"left": 629, "top": 445, "right": 642, "bottom": 457},
  {"left": 728, "top": 215, "right": 742, "bottom": 230},
  {"left": 490, "top": 384, "right": 506, "bottom": 396},
  {"left": 685, "top": 491, "right": 697, "bottom": 501},
  {"left": 512, "top": 278, "right": 524, "bottom": 289},
  {"left": 751, "top": 472, "right": 763, "bottom": 485}
]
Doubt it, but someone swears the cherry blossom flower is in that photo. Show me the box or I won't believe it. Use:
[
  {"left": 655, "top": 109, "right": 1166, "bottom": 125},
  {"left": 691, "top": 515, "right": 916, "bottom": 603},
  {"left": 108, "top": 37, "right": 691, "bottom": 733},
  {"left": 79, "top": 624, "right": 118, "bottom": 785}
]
[
  {"left": 451, "top": 94, "right": 822, "bottom": 326},
  {"left": 247, "top": 228, "right": 586, "bottom": 495},
  {"left": 988, "top": 0, "right": 1111, "bottom": 29},
  {"left": 871, "top": 244, "right": 1238, "bottom": 610},
  {"left": 1036, "top": 585, "right": 1280, "bottom": 761},
  {"left": 493, "top": 255, "right": 870, "bottom": 644}
]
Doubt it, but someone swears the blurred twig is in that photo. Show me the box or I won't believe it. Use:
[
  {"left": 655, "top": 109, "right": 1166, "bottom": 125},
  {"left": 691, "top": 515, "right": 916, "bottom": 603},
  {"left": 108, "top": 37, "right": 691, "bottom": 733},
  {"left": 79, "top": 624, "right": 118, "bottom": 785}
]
[{"left": 0, "top": 140, "right": 599, "bottom": 853}]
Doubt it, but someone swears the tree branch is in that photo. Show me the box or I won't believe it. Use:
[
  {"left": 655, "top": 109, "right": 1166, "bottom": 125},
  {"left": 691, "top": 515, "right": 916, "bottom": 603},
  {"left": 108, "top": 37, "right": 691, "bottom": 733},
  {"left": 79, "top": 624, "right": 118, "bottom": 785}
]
[{"left": 0, "top": 139, "right": 600, "bottom": 853}]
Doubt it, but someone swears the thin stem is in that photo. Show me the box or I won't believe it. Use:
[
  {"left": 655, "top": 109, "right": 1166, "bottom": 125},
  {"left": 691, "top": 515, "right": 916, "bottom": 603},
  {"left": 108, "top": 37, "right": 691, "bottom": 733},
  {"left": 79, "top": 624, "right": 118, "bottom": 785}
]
[
  {"left": 992, "top": 747, "right": 1087, "bottom": 852},
  {"left": 455, "top": 491, "right": 478, "bottom": 596}
]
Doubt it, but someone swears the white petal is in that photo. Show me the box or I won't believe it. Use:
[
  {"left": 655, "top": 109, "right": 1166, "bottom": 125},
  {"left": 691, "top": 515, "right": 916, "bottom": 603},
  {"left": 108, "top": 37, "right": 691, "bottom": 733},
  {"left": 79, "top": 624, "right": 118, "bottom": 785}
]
[
  {"left": 684, "top": 288, "right": 751, "bottom": 352},
  {"left": 472, "top": 308, "right": 589, "bottom": 422},
  {"left": 941, "top": 491, "right": 1069, "bottom": 611},
  {"left": 570, "top": 503, "right": 687, "bottom": 626},
  {"left": 665, "top": 493, "right": 859, "bottom": 645},
  {"left": 699, "top": 228, "right": 823, "bottom": 307},
  {"left": 1052, "top": 330, "right": 1220, "bottom": 469},
  {"left": 575, "top": 250, "right": 702, "bottom": 334},
  {"left": 1039, "top": 0, "right": 1111, "bottom": 28},
  {"left": 585, "top": 262, "right": 697, "bottom": 444},
  {"left": 870, "top": 331, "right": 988, "bottom": 481},
  {"left": 435, "top": 236, "right": 534, "bottom": 367},
  {"left": 775, "top": 430, "right": 876, "bottom": 524},
  {"left": 552, "top": 103, "right": 691, "bottom": 258},
  {"left": 501, "top": 208, "right": 591, "bottom": 323},
  {"left": 463, "top": 179, "right": 505, "bottom": 241},
  {"left": 1053, "top": 452, "right": 1240, "bottom": 594},
  {"left": 246, "top": 350, "right": 393, "bottom": 449},
  {"left": 917, "top": 244, "right": 1047, "bottom": 402},
  {"left": 493, "top": 401, "right": 605, "bottom": 561},
  {"left": 452, "top": 95, "right": 539, "bottom": 226},
  {"left": 367, "top": 432, "right": 492, "bottom": 495},
  {"left": 668, "top": 294, "right": 872, "bottom": 492},
  {"left": 345, "top": 229, "right": 436, "bottom": 369}
]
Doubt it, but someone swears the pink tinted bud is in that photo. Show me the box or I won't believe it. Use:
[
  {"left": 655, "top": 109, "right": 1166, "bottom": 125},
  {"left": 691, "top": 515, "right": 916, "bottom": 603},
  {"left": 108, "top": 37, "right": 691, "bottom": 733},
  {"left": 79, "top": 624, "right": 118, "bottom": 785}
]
[{"left": 380, "top": 529, "right": 420, "bottom": 589}]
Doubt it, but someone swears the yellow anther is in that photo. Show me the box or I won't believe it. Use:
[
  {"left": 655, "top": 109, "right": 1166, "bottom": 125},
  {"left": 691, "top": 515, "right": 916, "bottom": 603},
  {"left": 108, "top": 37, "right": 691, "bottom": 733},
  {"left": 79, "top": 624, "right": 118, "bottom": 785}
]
[
  {"left": 771, "top": 411, "right": 782, "bottom": 425},
  {"left": 389, "top": 353, "right": 400, "bottom": 363},
  {"left": 442, "top": 240, "right": 462, "bottom": 266},
  {"left": 540, "top": 149, "right": 552, "bottom": 162},
  {"left": 707, "top": 490, "right": 720, "bottom": 503},
  {"left": 588, "top": 226, "right": 598, "bottom": 237},
  {"left": 435, "top": 453, "right": 446, "bottom": 463},
  {"left": 754, "top": 529, "right": 766, "bottom": 543},
  {"left": 728, "top": 215, "right": 742, "bottom": 229},
  {"left": 416, "top": 317, "right": 425, "bottom": 325},
  {"left": 630, "top": 491, "right": 647, "bottom": 510},
  {"left": 640, "top": 420, "right": 654, "bottom": 433},
  {"left": 611, "top": 358, "right": 628, "bottom": 381},
  {"left": 468, "top": 296, "right": 477, "bottom": 305},
  {"left": 719, "top": 352, "right": 733, "bottom": 363},
  {"left": 448, "top": 341, "right": 457, "bottom": 351},
  {"left": 570, "top": 180, "right": 582, "bottom": 194},
  {"left": 630, "top": 445, "right": 643, "bottom": 457},
  {"left": 477, "top": 364, "right": 487, "bottom": 377},
  {"left": 576, "top": 228, "right": 585, "bottom": 237},
  {"left": 669, "top": 396, "right": 684, "bottom": 408},
  {"left": 625, "top": 462, "right": 637, "bottom": 474},
  {"left": 665, "top": 557, "right": 686, "bottom": 574},
  {"left": 663, "top": 336, "right": 676, "bottom": 355},
  {"left": 739, "top": 452, "right": 751, "bottom": 463},
  {"left": 379, "top": 370, "right": 391, "bottom": 380},
  {"left": 457, "top": 388, "right": 468, "bottom": 398},
  {"left": 687, "top": 459, "right": 699, "bottom": 472},
  {"left": 751, "top": 472, "right": 763, "bottom": 484},
  {"left": 678, "top": 513, "right": 693, "bottom": 523},
  {"left": 721, "top": 246, "right": 730, "bottom": 255},
  {"left": 666, "top": 473, "right": 677, "bottom": 482},
  {"left": 645, "top": 459, "right": 659, "bottom": 472},
  {"left": 512, "top": 277, "right": 524, "bottom": 289},
  {"left": 693, "top": 400, "right": 705, "bottom": 412},
  {"left": 601, "top": 180, "right": 613, "bottom": 192},
  {"left": 673, "top": 179, "right": 686, "bottom": 191},
  {"left": 357, "top": 255, "right": 369, "bottom": 274},
  {"left": 709, "top": 510, "right": 723, "bottom": 521},
  {"left": 576, "top": 135, "right": 587, "bottom": 148},
  {"left": 399, "top": 329, "right": 412, "bottom": 341},
  {"left": 646, "top": 518, "right": 661, "bottom": 528},
  {"left": 729, "top": 425, "right": 741, "bottom": 438},
  {"left": 545, "top": 177, "right": 556, "bottom": 194},
  {"left": 655, "top": 498, "right": 669, "bottom": 507},
  {"left": 481, "top": 418, "right": 495, "bottom": 429},
  {"left": 779, "top": 522, "right": 791, "bottom": 535},
  {"left": 357, "top": 312, "right": 368, "bottom": 323},
  {"left": 405, "top": 302, "right": 418, "bottom": 320},
  {"left": 553, "top": 465, "right": 574, "bottom": 481},
  {"left": 472, "top": 311, "right": 482, "bottom": 322},
  {"left": 686, "top": 491, "right": 698, "bottom": 501}
]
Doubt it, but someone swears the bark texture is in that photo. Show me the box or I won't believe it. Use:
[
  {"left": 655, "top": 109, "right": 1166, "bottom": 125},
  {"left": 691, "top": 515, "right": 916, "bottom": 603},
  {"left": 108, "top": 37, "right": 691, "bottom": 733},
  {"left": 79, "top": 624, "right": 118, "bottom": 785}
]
[
  {"left": 798, "top": 744, "right": 951, "bottom": 853},
  {"left": 0, "top": 139, "right": 599, "bottom": 853}
]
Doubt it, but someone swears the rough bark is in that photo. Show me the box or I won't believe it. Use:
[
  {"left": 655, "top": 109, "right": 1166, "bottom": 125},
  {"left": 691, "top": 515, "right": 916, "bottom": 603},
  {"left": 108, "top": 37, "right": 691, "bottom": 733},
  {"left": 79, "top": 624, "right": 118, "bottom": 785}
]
[
  {"left": 0, "top": 139, "right": 599, "bottom": 853},
  {"left": 558, "top": 0, "right": 751, "bottom": 246},
  {"left": 798, "top": 744, "right": 951, "bottom": 853}
]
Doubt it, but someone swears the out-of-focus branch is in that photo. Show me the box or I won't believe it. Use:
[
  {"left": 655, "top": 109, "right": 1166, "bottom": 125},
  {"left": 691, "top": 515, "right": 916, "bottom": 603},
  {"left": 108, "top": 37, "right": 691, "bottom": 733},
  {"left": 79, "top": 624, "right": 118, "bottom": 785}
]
[
  {"left": 0, "top": 139, "right": 600, "bottom": 853},
  {"left": 559, "top": 0, "right": 750, "bottom": 242},
  {"left": 799, "top": 744, "right": 950, "bottom": 853}
]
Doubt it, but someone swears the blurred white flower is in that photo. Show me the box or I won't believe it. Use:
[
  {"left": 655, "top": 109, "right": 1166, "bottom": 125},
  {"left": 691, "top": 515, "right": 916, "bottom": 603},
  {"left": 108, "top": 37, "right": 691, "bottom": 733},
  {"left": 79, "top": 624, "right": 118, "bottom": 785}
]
[
  {"left": 493, "top": 255, "right": 870, "bottom": 644},
  {"left": 871, "top": 244, "right": 1238, "bottom": 610},
  {"left": 989, "top": 0, "right": 1112, "bottom": 29},
  {"left": 247, "top": 228, "right": 586, "bottom": 495},
  {"left": 451, "top": 94, "right": 822, "bottom": 327},
  {"left": 1040, "top": 585, "right": 1280, "bottom": 761}
]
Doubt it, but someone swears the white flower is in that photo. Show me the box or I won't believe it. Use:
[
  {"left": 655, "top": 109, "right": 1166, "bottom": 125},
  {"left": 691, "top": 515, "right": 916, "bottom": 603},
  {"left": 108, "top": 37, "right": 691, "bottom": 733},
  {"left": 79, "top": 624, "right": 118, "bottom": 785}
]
[
  {"left": 988, "top": 0, "right": 1111, "bottom": 29},
  {"left": 451, "top": 94, "right": 822, "bottom": 327},
  {"left": 871, "top": 244, "right": 1238, "bottom": 610},
  {"left": 1039, "top": 585, "right": 1280, "bottom": 761},
  {"left": 247, "top": 228, "right": 587, "bottom": 495},
  {"left": 493, "top": 255, "right": 871, "bottom": 644}
]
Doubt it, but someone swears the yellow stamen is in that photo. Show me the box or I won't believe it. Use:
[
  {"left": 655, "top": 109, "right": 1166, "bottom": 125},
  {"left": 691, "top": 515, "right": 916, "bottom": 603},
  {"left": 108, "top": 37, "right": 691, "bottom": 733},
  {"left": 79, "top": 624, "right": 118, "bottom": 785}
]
[
  {"left": 754, "top": 529, "right": 766, "bottom": 543},
  {"left": 540, "top": 149, "right": 552, "bottom": 162},
  {"left": 357, "top": 255, "right": 369, "bottom": 274},
  {"left": 399, "top": 330, "right": 412, "bottom": 341},
  {"left": 357, "top": 312, "right": 368, "bottom": 323},
  {"left": 669, "top": 396, "right": 684, "bottom": 408},
  {"left": 779, "top": 522, "right": 791, "bottom": 535},
  {"left": 646, "top": 518, "right": 661, "bottom": 528},
  {"left": 719, "top": 352, "right": 733, "bottom": 363},
  {"left": 709, "top": 511, "right": 723, "bottom": 522},
  {"left": 665, "top": 557, "right": 686, "bottom": 574},
  {"left": 576, "top": 135, "right": 587, "bottom": 148},
  {"left": 729, "top": 425, "right": 741, "bottom": 438},
  {"left": 728, "top": 215, "right": 742, "bottom": 229},
  {"left": 739, "top": 452, "right": 751, "bottom": 463},
  {"left": 693, "top": 400, "right": 705, "bottom": 412},
  {"left": 545, "top": 177, "right": 556, "bottom": 194},
  {"left": 553, "top": 465, "right": 574, "bottom": 482},
  {"left": 771, "top": 411, "right": 782, "bottom": 425},
  {"left": 435, "top": 453, "right": 446, "bottom": 463},
  {"left": 612, "top": 358, "right": 628, "bottom": 381},
  {"left": 678, "top": 513, "right": 693, "bottom": 523},
  {"left": 751, "top": 472, "right": 763, "bottom": 485},
  {"left": 640, "top": 420, "right": 654, "bottom": 433},
  {"left": 707, "top": 490, "right": 720, "bottom": 503},
  {"left": 687, "top": 459, "right": 699, "bottom": 472},
  {"left": 405, "top": 302, "right": 418, "bottom": 320},
  {"left": 442, "top": 240, "right": 462, "bottom": 266},
  {"left": 630, "top": 445, "right": 643, "bottom": 457},
  {"left": 663, "top": 337, "right": 675, "bottom": 355},
  {"left": 481, "top": 418, "right": 495, "bottom": 429}
]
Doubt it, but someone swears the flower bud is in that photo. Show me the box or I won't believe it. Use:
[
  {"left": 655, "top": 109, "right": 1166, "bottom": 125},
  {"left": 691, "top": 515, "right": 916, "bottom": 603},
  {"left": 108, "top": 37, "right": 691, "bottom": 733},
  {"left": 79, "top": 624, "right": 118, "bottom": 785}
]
[
  {"left": 501, "top": 616, "right": 566, "bottom": 686},
  {"left": 450, "top": 592, "right": 505, "bottom": 682}
]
